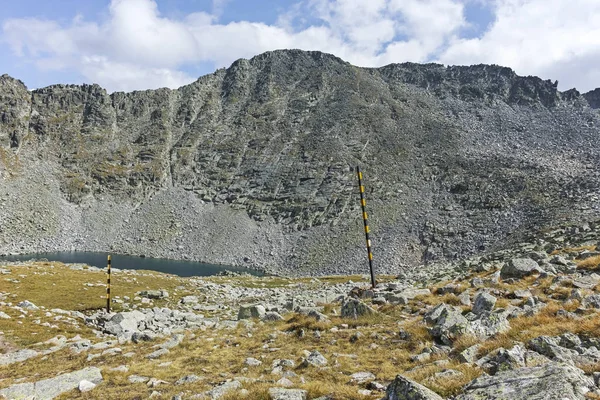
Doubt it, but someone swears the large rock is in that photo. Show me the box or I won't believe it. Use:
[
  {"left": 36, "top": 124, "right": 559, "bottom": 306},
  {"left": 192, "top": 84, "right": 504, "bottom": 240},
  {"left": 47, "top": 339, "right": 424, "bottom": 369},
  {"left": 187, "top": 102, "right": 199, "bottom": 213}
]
[
  {"left": 500, "top": 258, "right": 541, "bottom": 279},
  {"left": 0, "top": 367, "right": 103, "bottom": 399},
  {"left": 479, "top": 344, "right": 551, "bottom": 374},
  {"left": 138, "top": 290, "right": 169, "bottom": 299},
  {"left": 16, "top": 300, "right": 38, "bottom": 310},
  {"left": 238, "top": 304, "right": 266, "bottom": 320},
  {"left": 429, "top": 308, "right": 472, "bottom": 345},
  {"left": 472, "top": 292, "right": 497, "bottom": 315},
  {"left": 423, "top": 303, "right": 454, "bottom": 325},
  {"left": 341, "top": 298, "right": 376, "bottom": 319},
  {"left": 582, "top": 294, "right": 600, "bottom": 309},
  {"left": 383, "top": 374, "right": 444, "bottom": 400},
  {"left": 456, "top": 363, "right": 594, "bottom": 400},
  {"left": 268, "top": 388, "right": 308, "bottom": 400},
  {"left": 205, "top": 380, "right": 242, "bottom": 399},
  {"left": 470, "top": 311, "right": 511, "bottom": 340},
  {"left": 301, "top": 350, "right": 328, "bottom": 367},
  {"left": 528, "top": 336, "right": 578, "bottom": 363},
  {"left": 0, "top": 349, "right": 39, "bottom": 366},
  {"left": 103, "top": 310, "right": 146, "bottom": 340}
]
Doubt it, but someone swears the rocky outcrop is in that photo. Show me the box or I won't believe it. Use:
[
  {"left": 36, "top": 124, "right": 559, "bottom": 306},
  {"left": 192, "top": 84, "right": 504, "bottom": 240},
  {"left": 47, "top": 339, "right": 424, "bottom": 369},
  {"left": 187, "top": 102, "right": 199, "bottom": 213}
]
[
  {"left": 1, "top": 50, "right": 600, "bottom": 275},
  {"left": 501, "top": 258, "right": 542, "bottom": 279},
  {"left": 456, "top": 363, "right": 594, "bottom": 400},
  {"left": 0, "top": 367, "right": 103, "bottom": 399},
  {"left": 584, "top": 88, "right": 600, "bottom": 109},
  {"left": 383, "top": 374, "right": 444, "bottom": 400},
  {"left": 341, "top": 298, "right": 376, "bottom": 319}
]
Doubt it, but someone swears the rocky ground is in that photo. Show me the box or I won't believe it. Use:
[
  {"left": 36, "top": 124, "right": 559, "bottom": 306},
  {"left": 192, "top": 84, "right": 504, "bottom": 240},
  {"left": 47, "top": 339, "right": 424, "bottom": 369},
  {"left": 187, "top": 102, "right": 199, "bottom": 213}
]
[{"left": 1, "top": 220, "right": 600, "bottom": 399}]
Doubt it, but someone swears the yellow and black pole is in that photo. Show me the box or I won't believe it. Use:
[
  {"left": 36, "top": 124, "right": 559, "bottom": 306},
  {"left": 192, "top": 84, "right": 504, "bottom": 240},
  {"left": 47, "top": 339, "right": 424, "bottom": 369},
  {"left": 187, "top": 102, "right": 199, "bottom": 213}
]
[
  {"left": 357, "top": 166, "right": 376, "bottom": 288},
  {"left": 106, "top": 255, "right": 111, "bottom": 313}
]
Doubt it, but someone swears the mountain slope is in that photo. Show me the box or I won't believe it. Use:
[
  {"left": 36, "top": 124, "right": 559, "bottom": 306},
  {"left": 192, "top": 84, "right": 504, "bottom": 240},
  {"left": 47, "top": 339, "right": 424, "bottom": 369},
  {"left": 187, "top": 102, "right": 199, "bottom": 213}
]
[{"left": 0, "top": 50, "right": 599, "bottom": 275}]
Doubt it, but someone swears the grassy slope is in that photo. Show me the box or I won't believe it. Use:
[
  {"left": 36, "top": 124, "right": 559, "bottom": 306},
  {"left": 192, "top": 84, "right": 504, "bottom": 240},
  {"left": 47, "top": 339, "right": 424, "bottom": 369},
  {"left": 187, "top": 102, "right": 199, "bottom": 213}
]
[{"left": 0, "top": 250, "right": 599, "bottom": 399}]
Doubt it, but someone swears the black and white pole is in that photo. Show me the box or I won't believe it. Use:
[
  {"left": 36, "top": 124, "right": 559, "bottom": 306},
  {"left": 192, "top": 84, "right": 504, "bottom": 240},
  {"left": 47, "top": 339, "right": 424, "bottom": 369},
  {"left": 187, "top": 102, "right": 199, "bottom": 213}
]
[
  {"left": 357, "top": 166, "right": 376, "bottom": 288},
  {"left": 106, "top": 255, "right": 111, "bottom": 313}
]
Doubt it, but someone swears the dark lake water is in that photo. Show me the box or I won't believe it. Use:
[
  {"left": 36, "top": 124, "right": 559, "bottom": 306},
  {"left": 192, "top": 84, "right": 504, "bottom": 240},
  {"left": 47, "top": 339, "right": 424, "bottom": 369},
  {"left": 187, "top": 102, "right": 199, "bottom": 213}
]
[{"left": 0, "top": 252, "right": 263, "bottom": 277}]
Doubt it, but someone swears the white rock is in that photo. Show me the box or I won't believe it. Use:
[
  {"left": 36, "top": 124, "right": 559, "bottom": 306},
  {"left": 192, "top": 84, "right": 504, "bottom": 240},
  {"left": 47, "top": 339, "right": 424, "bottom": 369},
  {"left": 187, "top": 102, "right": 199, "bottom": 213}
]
[{"left": 78, "top": 380, "right": 97, "bottom": 392}]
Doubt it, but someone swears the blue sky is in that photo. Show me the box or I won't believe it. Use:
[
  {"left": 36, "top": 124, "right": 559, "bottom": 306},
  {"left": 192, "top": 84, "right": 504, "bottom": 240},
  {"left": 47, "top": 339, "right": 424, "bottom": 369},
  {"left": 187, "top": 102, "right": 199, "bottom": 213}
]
[{"left": 1, "top": 0, "right": 598, "bottom": 92}]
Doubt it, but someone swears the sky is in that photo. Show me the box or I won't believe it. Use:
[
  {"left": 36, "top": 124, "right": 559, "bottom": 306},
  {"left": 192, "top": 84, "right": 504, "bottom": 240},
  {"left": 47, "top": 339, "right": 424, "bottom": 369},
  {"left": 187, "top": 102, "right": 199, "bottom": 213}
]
[{"left": 1, "top": 0, "right": 599, "bottom": 93}]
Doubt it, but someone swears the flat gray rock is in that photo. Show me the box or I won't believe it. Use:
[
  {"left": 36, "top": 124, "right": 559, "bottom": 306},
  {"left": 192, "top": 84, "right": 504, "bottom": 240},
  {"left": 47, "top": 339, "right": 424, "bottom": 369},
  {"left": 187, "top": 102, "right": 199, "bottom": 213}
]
[
  {"left": 0, "top": 349, "right": 39, "bottom": 366},
  {"left": 429, "top": 307, "right": 472, "bottom": 345},
  {"left": 302, "top": 350, "right": 328, "bottom": 367},
  {"left": 205, "top": 380, "right": 242, "bottom": 399},
  {"left": 456, "top": 363, "right": 594, "bottom": 400},
  {"left": 383, "top": 374, "right": 443, "bottom": 400},
  {"left": 268, "top": 387, "right": 308, "bottom": 400},
  {"left": 238, "top": 304, "right": 266, "bottom": 320},
  {"left": 103, "top": 310, "right": 146, "bottom": 340},
  {"left": 341, "top": 298, "right": 376, "bottom": 319},
  {"left": 0, "top": 367, "right": 102, "bottom": 399},
  {"left": 501, "top": 258, "right": 541, "bottom": 279}
]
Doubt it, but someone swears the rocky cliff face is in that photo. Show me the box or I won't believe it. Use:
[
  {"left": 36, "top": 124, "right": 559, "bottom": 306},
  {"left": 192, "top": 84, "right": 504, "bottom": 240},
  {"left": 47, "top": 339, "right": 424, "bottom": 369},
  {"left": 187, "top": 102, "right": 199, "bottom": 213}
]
[{"left": 1, "top": 50, "right": 599, "bottom": 275}]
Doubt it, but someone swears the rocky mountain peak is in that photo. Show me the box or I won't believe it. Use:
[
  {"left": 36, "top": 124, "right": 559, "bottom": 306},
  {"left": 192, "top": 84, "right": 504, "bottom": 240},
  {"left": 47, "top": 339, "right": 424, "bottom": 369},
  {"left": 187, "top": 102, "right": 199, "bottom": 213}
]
[
  {"left": 1, "top": 49, "right": 599, "bottom": 275},
  {"left": 584, "top": 88, "right": 600, "bottom": 109}
]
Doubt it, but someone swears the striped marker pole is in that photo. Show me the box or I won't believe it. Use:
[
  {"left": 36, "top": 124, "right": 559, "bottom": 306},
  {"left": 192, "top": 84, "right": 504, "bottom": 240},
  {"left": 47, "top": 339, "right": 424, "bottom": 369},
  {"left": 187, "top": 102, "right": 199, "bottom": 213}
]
[
  {"left": 106, "top": 255, "right": 111, "bottom": 313},
  {"left": 357, "top": 166, "right": 376, "bottom": 288}
]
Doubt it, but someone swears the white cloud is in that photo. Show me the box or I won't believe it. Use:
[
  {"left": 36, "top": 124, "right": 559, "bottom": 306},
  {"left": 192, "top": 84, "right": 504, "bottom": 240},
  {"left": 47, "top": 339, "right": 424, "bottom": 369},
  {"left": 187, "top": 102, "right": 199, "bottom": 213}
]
[
  {"left": 439, "top": 0, "right": 600, "bottom": 90},
  {"left": 1, "top": 0, "right": 599, "bottom": 92},
  {"left": 80, "top": 56, "right": 195, "bottom": 93}
]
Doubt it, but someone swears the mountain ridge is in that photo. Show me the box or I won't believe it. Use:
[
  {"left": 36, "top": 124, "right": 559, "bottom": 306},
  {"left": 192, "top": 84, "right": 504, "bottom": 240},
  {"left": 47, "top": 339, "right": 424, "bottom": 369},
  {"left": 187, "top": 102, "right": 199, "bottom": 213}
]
[{"left": 0, "top": 49, "right": 599, "bottom": 275}]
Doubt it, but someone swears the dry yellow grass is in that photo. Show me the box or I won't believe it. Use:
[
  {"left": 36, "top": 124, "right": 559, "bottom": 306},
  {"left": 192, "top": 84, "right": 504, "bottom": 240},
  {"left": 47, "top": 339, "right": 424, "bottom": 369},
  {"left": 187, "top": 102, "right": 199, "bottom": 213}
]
[
  {"left": 478, "top": 301, "right": 600, "bottom": 357},
  {"left": 3, "top": 256, "right": 600, "bottom": 399},
  {"left": 0, "top": 262, "right": 441, "bottom": 399},
  {"left": 406, "top": 361, "right": 482, "bottom": 397},
  {"left": 578, "top": 255, "right": 600, "bottom": 270},
  {"left": 551, "top": 245, "right": 597, "bottom": 256}
]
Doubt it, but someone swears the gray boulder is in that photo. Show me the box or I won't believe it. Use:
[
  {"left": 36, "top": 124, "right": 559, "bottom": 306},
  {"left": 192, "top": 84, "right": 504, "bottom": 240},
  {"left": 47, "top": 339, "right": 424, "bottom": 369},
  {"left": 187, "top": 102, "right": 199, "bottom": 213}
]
[
  {"left": 103, "top": 310, "right": 146, "bottom": 340},
  {"left": 262, "top": 311, "right": 285, "bottom": 321},
  {"left": 582, "top": 294, "right": 600, "bottom": 309},
  {"left": 423, "top": 303, "right": 454, "bottom": 325},
  {"left": 0, "top": 367, "right": 103, "bottom": 399},
  {"left": 307, "top": 310, "right": 330, "bottom": 322},
  {"left": 458, "top": 292, "right": 471, "bottom": 306},
  {"left": 245, "top": 357, "right": 262, "bottom": 366},
  {"left": 472, "top": 292, "right": 497, "bottom": 315},
  {"left": 78, "top": 380, "right": 97, "bottom": 392},
  {"left": 268, "top": 388, "right": 308, "bottom": 400},
  {"left": 138, "top": 290, "right": 169, "bottom": 299},
  {"left": 0, "top": 349, "right": 39, "bottom": 366},
  {"left": 341, "top": 298, "right": 376, "bottom": 319},
  {"left": 205, "top": 380, "right": 242, "bottom": 399},
  {"left": 458, "top": 344, "right": 481, "bottom": 363},
  {"left": 350, "top": 371, "right": 376, "bottom": 384},
  {"left": 238, "top": 304, "right": 266, "bottom": 320},
  {"left": 528, "top": 336, "right": 578, "bottom": 363},
  {"left": 17, "top": 300, "right": 38, "bottom": 310},
  {"left": 175, "top": 374, "right": 201, "bottom": 385},
  {"left": 470, "top": 311, "right": 511, "bottom": 340},
  {"left": 501, "top": 258, "right": 541, "bottom": 279},
  {"left": 456, "top": 363, "right": 594, "bottom": 400},
  {"left": 397, "top": 288, "right": 431, "bottom": 299},
  {"left": 429, "top": 308, "right": 472, "bottom": 345},
  {"left": 483, "top": 345, "right": 551, "bottom": 374},
  {"left": 301, "top": 350, "right": 328, "bottom": 367},
  {"left": 383, "top": 374, "right": 443, "bottom": 400}
]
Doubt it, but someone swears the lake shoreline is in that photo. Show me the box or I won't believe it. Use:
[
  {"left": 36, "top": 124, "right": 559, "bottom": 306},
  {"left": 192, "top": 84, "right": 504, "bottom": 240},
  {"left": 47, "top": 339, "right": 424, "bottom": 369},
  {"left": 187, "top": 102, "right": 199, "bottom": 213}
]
[{"left": 0, "top": 250, "right": 266, "bottom": 278}]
